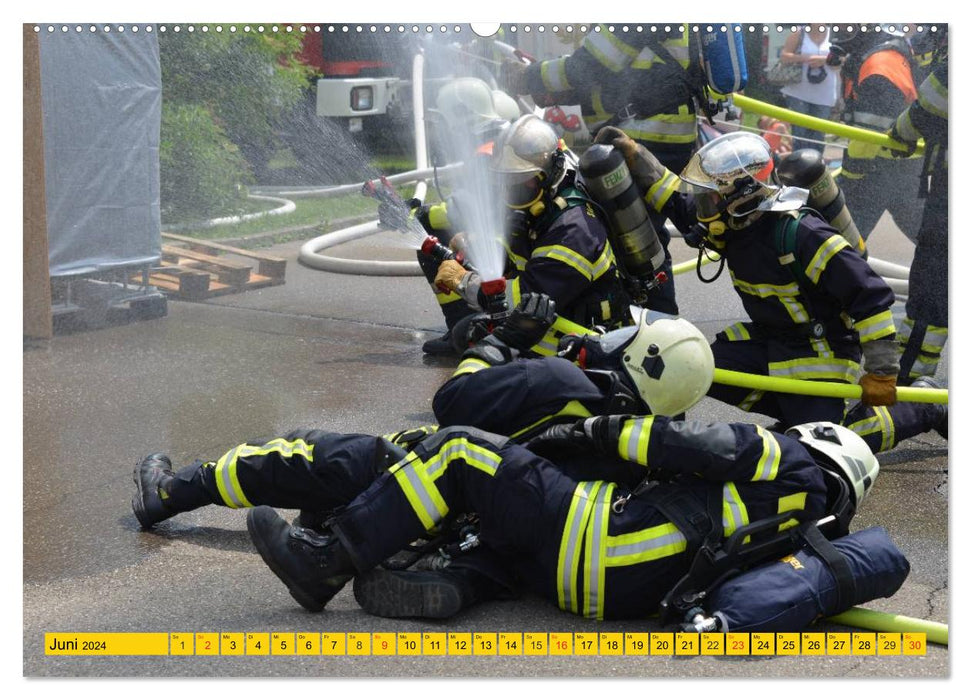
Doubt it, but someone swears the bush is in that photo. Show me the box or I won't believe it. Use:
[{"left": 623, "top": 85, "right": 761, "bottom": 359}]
[{"left": 159, "top": 102, "right": 253, "bottom": 224}]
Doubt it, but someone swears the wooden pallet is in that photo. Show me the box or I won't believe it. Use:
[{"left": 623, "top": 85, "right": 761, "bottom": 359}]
[{"left": 135, "top": 233, "right": 287, "bottom": 301}]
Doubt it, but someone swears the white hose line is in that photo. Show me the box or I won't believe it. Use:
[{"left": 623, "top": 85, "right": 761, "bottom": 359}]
[
  {"left": 164, "top": 194, "right": 296, "bottom": 231},
  {"left": 250, "top": 164, "right": 459, "bottom": 199},
  {"left": 868, "top": 256, "right": 912, "bottom": 280},
  {"left": 298, "top": 220, "right": 423, "bottom": 276}
]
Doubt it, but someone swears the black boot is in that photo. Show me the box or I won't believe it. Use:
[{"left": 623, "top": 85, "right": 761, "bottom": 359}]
[
  {"left": 352, "top": 566, "right": 481, "bottom": 619},
  {"left": 247, "top": 506, "right": 353, "bottom": 612},
  {"left": 422, "top": 330, "right": 455, "bottom": 356},
  {"left": 132, "top": 454, "right": 178, "bottom": 529},
  {"left": 910, "top": 377, "right": 948, "bottom": 439}
]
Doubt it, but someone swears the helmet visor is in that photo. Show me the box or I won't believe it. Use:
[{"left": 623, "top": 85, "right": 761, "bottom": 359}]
[{"left": 502, "top": 171, "right": 544, "bottom": 209}]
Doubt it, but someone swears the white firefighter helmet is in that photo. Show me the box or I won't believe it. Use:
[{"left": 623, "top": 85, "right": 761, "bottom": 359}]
[
  {"left": 785, "top": 422, "right": 880, "bottom": 507},
  {"left": 491, "top": 89, "right": 522, "bottom": 122},
  {"left": 680, "top": 132, "right": 806, "bottom": 226},
  {"left": 618, "top": 314, "right": 715, "bottom": 416},
  {"left": 435, "top": 78, "right": 506, "bottom": 136},
  {"left": 491, "top": 114, "right": 568, "bottom": 208}
]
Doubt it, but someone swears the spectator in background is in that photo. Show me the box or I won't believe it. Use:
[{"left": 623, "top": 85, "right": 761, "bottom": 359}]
[{"left": 779, "top": 25, "right": 840, "bottom": 154}]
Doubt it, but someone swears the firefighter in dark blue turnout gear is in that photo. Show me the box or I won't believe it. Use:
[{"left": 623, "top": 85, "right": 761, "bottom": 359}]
[
  {"left": 433, "top": 296, "right": 714, "bottom": 442},
  {"left": 241, "top": 415, "right": 879, "bottom": 622},
  {"left": 502, "top": 24, "right": 702, "bottom": 316},
  {"left": 432, "top": 114, "right": 633, "bottom": 352},
  {"left": 886, "top": 38, "right": 948, "bottom": 386},
  {"left": 609, "top": 129, "right": 946, "bottom": 453}
]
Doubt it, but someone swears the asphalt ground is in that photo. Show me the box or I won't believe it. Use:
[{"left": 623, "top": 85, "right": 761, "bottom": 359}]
[{"left": 21, "top": 214, "right": 951, "bottom": 684}]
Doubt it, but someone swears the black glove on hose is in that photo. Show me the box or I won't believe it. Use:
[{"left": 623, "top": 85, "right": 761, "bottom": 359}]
[
  {"left": 526, "top": 415, "right": 630, "bottom": 457},
  {"left": 492, "top": 293, "right": 557, "bottom": 351}
]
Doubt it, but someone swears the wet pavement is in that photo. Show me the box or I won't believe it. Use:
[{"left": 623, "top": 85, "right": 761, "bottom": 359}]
[{"left": 22, "top": 215, "right": 949, "bottom": 678}]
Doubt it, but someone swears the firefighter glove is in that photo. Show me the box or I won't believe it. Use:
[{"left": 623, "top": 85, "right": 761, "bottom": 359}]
[
  {"left": 491, "top": 293, "right": 557, "bottom": 351},
  {"left": 860, "top": 372, "right": 898, "bottom": 407},
  {"left": 499, "top": 60, "right": 530, "bottom": 95},
  {"left": 526, "top": 415, "right": 629, "bottom": 457},
  {"left": 886, "top": 125, "right": 917, "bottom": 158},
  {"left": 434, "top": 259, "right": 469, "bottom": 293},
  {"left": 594, "top": 126, "right": 670, "bottom": 193}
]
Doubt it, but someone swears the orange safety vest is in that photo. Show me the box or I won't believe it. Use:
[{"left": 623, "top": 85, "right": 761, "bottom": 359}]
[{"left": 844, "top": 49, "right": 918, "bottom": 104}]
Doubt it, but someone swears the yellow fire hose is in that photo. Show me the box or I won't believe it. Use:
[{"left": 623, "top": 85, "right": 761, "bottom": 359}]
[
  {"left": 672, "top": 252, "right": 720, "bottom": 276},
  {"left": 714, "top": 368, "right": 947, "bottom": 404},
  {"left": 729, "top": 93, "right": 925, "bottom": 156},
  {"left": 827, "top": 607, "right": 948, "bottom": 646}
]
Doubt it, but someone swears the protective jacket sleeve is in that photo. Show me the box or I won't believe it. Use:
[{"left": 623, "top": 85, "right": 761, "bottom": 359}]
[
  {"left": 792, "top": 215, "right": 896, "bottom": 342},
  {"left": 505, "top": 205, "right": 619, "bottom": 315},
  {"left": 891, "top": 63, "right": 948, "bottom": 145},
  {"left": 433, "top": 356, "right": 608, "bottom": 441},
  {"left": 610, "top": 416, "right": 799, "bottom": 483}
]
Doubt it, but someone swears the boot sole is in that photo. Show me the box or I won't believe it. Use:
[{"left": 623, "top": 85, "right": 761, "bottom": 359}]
[
  {"left": 353, "top": 569, "right": 463, "bottom": 619},
  {"left": 247, "top": 508, "right": 326, "bottom": 613}
]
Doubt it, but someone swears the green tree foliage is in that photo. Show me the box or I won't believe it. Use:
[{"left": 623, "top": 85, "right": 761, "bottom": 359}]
[{"left": 158, "top": 26, "right": 310, "bottom": 222}]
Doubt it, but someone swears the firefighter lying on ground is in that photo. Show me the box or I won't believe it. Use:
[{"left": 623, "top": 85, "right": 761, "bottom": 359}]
[
  {"left": 133, "top": 395, "right": 885, "bottom": 623},
  {"left": 598, "top": 127, "right": 946, "bottom": 451},
  {"left": 132, "top": 299, "right": 713, "bottom": 532}
]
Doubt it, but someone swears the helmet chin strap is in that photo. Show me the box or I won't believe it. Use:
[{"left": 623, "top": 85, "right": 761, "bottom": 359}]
[{"left": 726, "top": 209, "right": 766, "bottom": 230}]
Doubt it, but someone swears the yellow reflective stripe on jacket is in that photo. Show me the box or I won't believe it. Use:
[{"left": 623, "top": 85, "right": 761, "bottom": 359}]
[
  {"left": 530, "top": 316, "right": 600, "bottom": 357},
  {"left": 215, "top": 438, "right": 313, "bottom": 509},
  {"left": 618, "top": 109, "right": 697, "bottom": 144},
  {"left": 427, "top": 203, "right": 449, "bottom": 231},
  {"left": 583, "top": 482, "right": 614, "bottom": 619},
  {"left": 390, "top": 438, "right": 502, "bottom": 530},
  {"left": 851, "top": 111, "right": 896, "bottom": 131},
  {"left": 630, "top": 31, "right": 691, "bottom": 68},
  {"left": 777, "top": 491, "right": 807, "bottom": 532},
  {"left": 753, "top": 426, "right": 781, "bottom": 482},
  {"left": 729, "top": 272, "right": 811, "bottom": 324},
  {"left": 894, "top": 111, "right": 921, "bottom": 144},
  {"left": 618, "top": 416, "right": 655, "bottom": 465},
  {"left": 510, "top": 400, "right": 593, "bottom": 440},
  {"left": 450, "top": 356, "right": 491, "bottom": 378},
  {"left": 722, "top": 482, "right": 749, "bottom": 537},
  {"left": 722, "top": 321, "right": 751, "bottom": 342},
  {"left": 738, "top": 389, "right": 764, "bottom": 412},
  {"left": 506, "top": 276, "right": 523, "bottom": 310},
  {"left": 846, "top": 406, "right": 894, "bottom": 452},
  {"left": 531, "top": 244, "right": 613, "bottom": 282},
  {"left": 646, "top": 169, "right": 681, "bottom": 211},
  {"left": 503, "top": 242, "right": 528, "bottom": 273},
  {"left": 557, "top": 480, "right": 602, "bottom": 613},
  {"left": 541, "top": 57, "right": 571, "bottom": 92},
  {"left": 855, "top": 309, "right": 896, "bottom": 342},
  {"left": 768, "top": 356, "right": 861, "bottom": 383},
  {"left": 805, "top": 234, "right": 849, "bottom": 284},
  {"left": 604, "top": 522, "right": 687, "bottom": 566},
  {"left": 433, "top": 284, "right": 461, "bottom": 304},
  {"left": 918, "top": 72, "right": 948, "bottom": 118},
  {"left": 585, "top": 26, "right": 638, "bottom": 72}
]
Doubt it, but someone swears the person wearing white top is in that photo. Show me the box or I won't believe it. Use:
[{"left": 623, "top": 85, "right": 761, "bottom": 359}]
[{"left": 779, "top": 25, "right": 840, "bottom": 153}]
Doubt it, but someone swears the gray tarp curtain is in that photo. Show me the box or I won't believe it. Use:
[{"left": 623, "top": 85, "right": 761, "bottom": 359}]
[{"left": 38, "top": 28, "right": 162, "bottom": 277}]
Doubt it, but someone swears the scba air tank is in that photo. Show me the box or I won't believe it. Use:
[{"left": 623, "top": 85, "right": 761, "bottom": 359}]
[
  {"left": 776, "top": 149, "right": 867, "bottom": 258},
  {"left": 578, "top": 145, "right": 665, "bottom": 294}
]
